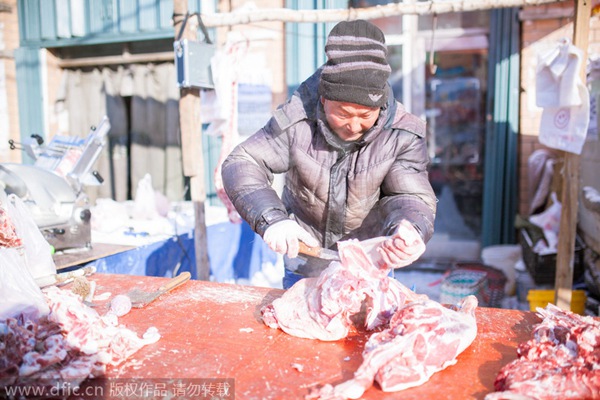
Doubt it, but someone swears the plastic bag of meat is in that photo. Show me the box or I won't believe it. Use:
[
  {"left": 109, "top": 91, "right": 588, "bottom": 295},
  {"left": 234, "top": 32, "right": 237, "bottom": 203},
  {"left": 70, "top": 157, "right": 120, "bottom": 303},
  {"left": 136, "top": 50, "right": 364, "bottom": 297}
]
[
  {"left": 261, "top": 239, "right": 426, "bottom": 341},
  {"left": 7, "top": 193, "right": 56, "bottom": 279},
  {"left": 0, "top": 247, "right": 49, "bottom": 321},
  {"left": 310, "top": 295, "right": 478, "bottom": 399},
  {"left": 485, "top": 303, "right": 600, "bottom": 400}
]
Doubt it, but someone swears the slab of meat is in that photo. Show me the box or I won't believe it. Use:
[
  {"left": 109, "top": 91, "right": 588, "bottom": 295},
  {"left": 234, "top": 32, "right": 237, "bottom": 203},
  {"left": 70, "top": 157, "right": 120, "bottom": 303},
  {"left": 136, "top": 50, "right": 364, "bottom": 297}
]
[
  {"left": 311, "top": 295, "right": 478, "bottom": 399},
  {"left": 261, "top": 239, "right": 426, "bottom": 341},
  {"left": 485, "top": 303, "right": 600, "bottom": 400}
]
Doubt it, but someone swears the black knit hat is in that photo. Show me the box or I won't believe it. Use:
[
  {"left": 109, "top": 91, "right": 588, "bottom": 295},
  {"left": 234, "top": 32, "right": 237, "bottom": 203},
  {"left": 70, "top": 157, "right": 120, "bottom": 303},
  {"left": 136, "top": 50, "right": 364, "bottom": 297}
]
[{"left": 319, "top": 20, "right": 391, "bottom": 108}]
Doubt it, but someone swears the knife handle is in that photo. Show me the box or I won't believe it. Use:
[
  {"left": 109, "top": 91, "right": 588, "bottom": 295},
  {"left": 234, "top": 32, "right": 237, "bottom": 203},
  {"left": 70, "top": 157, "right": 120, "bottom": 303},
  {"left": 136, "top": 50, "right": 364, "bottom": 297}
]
[
  {"left": 298, "top": 241, "right": 322, "bottom": 258},
  {"left": 159, "top": 271, "right": 191, "bottom": 292}
]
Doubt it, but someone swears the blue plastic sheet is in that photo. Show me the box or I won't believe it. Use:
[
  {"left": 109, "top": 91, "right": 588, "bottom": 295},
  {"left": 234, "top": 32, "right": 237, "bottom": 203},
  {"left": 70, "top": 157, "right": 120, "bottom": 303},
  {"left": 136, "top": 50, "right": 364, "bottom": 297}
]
[{"left": 86, "top": 221, "right": 278, "bottom": 281}]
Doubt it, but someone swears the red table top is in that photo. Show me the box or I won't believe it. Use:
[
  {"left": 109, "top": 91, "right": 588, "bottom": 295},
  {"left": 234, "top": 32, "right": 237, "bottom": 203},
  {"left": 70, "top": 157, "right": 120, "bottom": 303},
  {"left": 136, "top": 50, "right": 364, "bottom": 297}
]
[{"left": 78, "top": 273, "right": 539, "bottom": 399}]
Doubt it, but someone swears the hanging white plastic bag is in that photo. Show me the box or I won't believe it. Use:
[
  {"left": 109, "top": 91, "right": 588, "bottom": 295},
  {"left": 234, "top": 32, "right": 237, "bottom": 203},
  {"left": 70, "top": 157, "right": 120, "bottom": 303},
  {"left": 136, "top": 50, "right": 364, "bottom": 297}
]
[
  {"left": 536, "top": 39, "right": 590, "bottom": 154},
  {"left": 7, "top": 194, "right": 57, "bottom": 279},
  {"left": 538, "top": 85, "right": 589, "bottom": 154}
]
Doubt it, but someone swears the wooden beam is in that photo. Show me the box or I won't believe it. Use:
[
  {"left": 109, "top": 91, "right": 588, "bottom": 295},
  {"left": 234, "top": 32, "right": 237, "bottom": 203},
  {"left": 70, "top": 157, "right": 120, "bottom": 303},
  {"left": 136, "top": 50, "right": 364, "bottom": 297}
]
[
  {"left": 554, "top": 0, "right": 590, "bottom": 311},
  {"left": 57, "top": 52, "right": 173, "bottom": 68},
  {"left": 174, "top": 0, "right": 211, "bottom": 281},
  {"left": 198, "top": 0, "right": 567, "bottom": 27},
  {"left": 519, "top": 7, "right": 573, "bottom": 21}
]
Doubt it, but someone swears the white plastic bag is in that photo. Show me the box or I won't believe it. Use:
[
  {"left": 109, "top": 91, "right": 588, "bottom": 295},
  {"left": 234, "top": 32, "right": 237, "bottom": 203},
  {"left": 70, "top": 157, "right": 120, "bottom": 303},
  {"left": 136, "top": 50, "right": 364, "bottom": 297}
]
[
  {"left": 536, "top": 39, "right": 590, "bottom": 155},
  {"left": 0, "top": 247, "right": 50, "bottom": 321},
  {"left": 7, "top": 194, "right": 57, "bottom": 279},
  {"left": 529, "top": 192, "right": 562, "bottom": 253},
  {"left": 538, "top": 86, "right": 589, "bottom": 155},
  {"left": 131, "top": 173, "right": 159, "bottom": 220}
]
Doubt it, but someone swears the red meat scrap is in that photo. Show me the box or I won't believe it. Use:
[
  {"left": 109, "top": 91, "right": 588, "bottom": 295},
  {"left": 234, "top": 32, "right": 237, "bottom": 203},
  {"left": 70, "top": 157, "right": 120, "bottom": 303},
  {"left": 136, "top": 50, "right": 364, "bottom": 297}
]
[{"left": 486, "top": 303, "right": 600, "bottom": 400}]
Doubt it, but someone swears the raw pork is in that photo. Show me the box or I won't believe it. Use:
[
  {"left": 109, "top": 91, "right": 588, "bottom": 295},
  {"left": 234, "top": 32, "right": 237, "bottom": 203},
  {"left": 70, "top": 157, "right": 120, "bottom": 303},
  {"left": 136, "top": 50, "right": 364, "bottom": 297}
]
[
  {"left": 0, "top": 198, "right": 22, "bottom": 248},
  {"left": 311, "top": 295, "right": 478, "bottom": 399},
  {"left": 261, "top": 239, "right": 426, "bottom": 341},
  {"left": 43, "top": 286, "right": 159, "bottom": 364},
  {"left": 262, "top": 236, "right": 479, "bottom": 399},
  {"left": 1, "top": 286, "right": 159, "bottom": 397},
  {"left": 486, "top": 303, "right": 600, "bottom": 400}
]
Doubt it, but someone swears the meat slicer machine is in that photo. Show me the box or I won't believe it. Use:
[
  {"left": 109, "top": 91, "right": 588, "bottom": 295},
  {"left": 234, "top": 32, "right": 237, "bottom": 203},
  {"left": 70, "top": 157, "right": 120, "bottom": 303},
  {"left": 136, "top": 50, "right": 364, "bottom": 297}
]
[{"left": 0, "top": 116, "right": 110, "bottom": 250}]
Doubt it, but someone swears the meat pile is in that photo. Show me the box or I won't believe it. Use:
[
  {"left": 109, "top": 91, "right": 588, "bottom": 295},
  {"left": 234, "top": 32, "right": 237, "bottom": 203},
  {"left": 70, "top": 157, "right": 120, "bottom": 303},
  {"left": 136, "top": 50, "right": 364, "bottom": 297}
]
[
  {"left": 486, "top": 303, "right": 600, "bottom": 400},
  {"left": 261, "top": 238, "right": 478, "bottom": 398},
  {"left": 1, "top": 286, "right": 159, "bottom": 396}
]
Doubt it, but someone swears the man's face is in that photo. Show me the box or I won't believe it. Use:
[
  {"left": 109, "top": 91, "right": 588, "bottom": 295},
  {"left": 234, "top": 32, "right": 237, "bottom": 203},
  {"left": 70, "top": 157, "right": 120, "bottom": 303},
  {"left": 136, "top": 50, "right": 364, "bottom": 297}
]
[{"left": 321, "top": 98, "right": 380, "bottom": 141}]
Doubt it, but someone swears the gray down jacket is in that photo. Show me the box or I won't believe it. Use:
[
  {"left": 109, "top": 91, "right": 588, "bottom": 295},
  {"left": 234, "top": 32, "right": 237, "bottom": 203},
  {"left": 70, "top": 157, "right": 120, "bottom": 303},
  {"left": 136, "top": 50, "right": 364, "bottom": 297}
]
[{"left": 221, "top": 68, "right": 436, "bottom": 251}]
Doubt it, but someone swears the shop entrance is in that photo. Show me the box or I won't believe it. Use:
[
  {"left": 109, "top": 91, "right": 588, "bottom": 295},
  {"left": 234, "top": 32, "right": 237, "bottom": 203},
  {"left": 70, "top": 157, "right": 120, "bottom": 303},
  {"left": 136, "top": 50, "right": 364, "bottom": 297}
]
[{"left": 385, "top": 11, "right": 490, "bottom": 260}]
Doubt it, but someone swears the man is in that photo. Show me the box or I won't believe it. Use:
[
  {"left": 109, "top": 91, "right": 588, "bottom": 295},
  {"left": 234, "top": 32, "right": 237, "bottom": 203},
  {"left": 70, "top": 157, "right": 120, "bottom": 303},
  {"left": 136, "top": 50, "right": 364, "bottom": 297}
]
[{"left": 222, "top": 19, "right": 436, "bottom": 289}]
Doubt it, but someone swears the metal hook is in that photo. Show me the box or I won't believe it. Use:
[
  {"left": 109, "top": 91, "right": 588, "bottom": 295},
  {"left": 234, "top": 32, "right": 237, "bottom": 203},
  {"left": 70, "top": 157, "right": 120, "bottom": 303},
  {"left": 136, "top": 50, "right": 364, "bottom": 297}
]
[{"left": 8, "top": 139, "right": 20, "bottom": 150}]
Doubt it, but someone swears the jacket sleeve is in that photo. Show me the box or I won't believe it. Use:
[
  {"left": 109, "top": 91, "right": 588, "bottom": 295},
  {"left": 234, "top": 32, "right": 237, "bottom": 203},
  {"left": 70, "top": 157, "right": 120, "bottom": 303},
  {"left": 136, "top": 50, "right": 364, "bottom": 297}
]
[
  {"left": 379, "top": 131, "right": 437, "bottom": 243},
  {"left": 221, "top": 117, "right": 292, "bottom": 236}
]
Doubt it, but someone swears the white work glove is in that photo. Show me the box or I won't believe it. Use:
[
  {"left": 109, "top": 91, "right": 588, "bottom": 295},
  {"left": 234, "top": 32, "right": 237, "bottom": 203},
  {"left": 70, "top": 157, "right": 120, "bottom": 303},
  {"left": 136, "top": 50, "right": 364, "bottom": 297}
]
[
  {"left": 377, "top": 220, "right": 426, "bottom": 268},
  {"left": 263, "top": 220, "right": 319, "bottom": 258}
]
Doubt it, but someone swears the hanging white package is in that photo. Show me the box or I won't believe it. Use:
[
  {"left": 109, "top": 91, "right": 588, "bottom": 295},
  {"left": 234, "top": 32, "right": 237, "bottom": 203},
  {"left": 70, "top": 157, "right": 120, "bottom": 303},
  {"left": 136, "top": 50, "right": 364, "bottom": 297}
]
[{"left": 536, "top": 38, "right": 589, "bottom": 155}]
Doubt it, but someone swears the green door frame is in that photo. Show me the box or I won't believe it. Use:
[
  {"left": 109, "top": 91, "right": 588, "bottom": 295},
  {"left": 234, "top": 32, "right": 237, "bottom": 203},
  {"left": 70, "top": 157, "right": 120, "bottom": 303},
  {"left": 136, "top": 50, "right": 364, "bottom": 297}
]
[
  {"left": 14, "top": 47, "right": 45, "bottom": 163},
  {"left": 481, "top": 8, "right": 520, "bottom": 246}
]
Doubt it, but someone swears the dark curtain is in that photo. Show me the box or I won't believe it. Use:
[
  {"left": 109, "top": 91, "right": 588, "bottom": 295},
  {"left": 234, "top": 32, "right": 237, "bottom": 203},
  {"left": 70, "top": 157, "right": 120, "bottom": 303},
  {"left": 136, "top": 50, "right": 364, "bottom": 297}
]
[{"left": 54, "top": 63, "right": 184, "bottom": 203}]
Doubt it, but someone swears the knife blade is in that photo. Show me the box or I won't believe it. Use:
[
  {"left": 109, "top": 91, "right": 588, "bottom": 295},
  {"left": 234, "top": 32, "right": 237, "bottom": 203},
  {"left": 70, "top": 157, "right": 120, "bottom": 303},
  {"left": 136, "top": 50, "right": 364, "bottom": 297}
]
[{"left": 298, "top": 241, "right": 340, "bottom": 261}]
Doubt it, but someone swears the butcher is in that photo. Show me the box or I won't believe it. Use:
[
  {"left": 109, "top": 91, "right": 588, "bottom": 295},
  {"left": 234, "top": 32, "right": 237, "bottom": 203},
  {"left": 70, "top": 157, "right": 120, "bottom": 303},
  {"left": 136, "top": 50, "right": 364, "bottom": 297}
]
[{"left": 221, "top": 19, "right": 436, "bottom": 289}]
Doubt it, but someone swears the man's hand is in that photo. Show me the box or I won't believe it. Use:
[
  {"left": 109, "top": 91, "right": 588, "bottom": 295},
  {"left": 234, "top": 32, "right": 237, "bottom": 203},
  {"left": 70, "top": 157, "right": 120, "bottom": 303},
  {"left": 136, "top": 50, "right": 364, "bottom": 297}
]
[
  {"left": 263, "top": 220, "right": 320, "bottom": 258},
  {"left": 377, "top": 220, "right": 425, "bottom": 268}
]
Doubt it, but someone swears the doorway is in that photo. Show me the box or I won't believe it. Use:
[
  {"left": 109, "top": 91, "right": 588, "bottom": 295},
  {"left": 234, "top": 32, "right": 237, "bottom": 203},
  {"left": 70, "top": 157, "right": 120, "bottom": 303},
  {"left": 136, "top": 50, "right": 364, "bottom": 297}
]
[{"left": 385, "top": 11, "right": 490, "bottom": 260}]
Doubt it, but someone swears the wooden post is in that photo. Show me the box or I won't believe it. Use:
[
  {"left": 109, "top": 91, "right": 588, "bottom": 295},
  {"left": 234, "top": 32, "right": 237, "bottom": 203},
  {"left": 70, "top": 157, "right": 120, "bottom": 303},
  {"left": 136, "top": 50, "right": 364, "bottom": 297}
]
[
  {"left": 554, "top": 0, "right": 590, "bottom": 310},
  {"left": 174, "top": 0, "right": 211, "bottom": 281}
]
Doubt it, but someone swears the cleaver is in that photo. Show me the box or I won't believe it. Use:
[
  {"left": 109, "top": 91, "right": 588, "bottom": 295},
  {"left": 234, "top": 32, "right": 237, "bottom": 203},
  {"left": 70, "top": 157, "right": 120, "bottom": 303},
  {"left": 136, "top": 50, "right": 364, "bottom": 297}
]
[
  {"left": 298, "top": 237, "right": 389, "bottom": 263},
  {"left": 298, "top": 241, "right": 340, "bottom": 261},
  {"left": 127, "top": 271, "right": 191, "bottom": 308}
]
